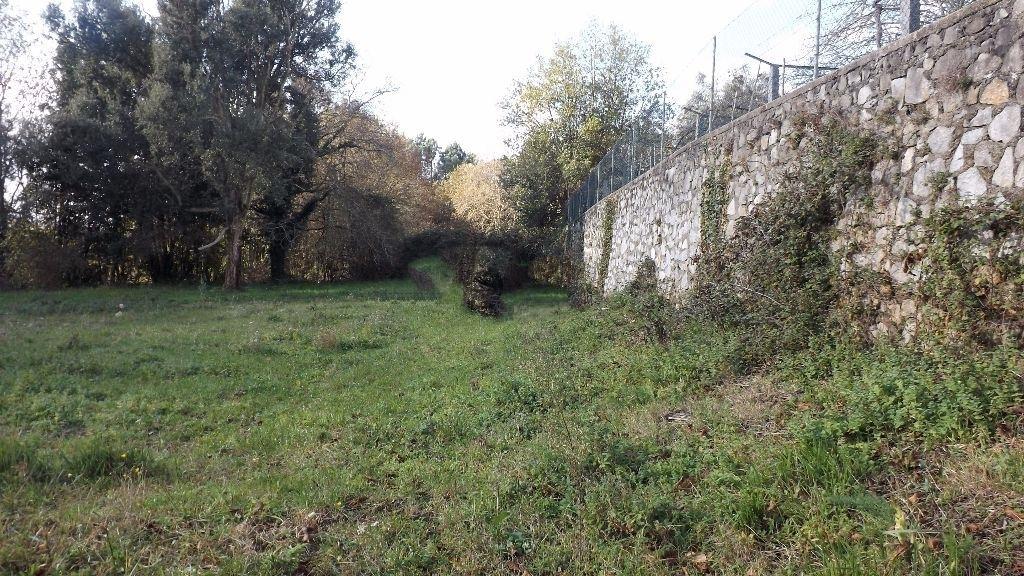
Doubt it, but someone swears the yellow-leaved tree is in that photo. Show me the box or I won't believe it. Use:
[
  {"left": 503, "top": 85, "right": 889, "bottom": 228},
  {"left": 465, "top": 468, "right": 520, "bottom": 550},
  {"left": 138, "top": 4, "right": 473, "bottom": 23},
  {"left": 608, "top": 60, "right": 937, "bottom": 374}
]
[{"left": 439, "top": 161, "right": 521, "bottom": 240}]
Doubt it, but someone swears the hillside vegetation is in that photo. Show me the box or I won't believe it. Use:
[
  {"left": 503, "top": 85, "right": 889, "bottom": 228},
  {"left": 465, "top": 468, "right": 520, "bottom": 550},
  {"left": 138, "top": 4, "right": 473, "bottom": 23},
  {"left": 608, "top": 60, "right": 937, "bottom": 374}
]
[{"left": 1, "top": 259, "right": 1021, "bottom": 575}]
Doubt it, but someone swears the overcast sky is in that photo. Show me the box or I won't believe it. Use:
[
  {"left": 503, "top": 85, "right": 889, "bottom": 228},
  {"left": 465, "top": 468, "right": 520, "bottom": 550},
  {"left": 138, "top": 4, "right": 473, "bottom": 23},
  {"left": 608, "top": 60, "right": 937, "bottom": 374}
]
[
  {"left": 340, "top": 0, "right": 761, "bottom": 159},
  {"left": 9, "top": 0, "right": 819, "bottom": 160}
]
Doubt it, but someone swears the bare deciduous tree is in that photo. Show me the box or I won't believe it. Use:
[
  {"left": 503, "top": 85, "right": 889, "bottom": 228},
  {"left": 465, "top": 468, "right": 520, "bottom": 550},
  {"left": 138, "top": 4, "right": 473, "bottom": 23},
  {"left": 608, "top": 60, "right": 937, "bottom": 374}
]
[{"left": 818, "top": 0, "right": 972, "bottom": 67}]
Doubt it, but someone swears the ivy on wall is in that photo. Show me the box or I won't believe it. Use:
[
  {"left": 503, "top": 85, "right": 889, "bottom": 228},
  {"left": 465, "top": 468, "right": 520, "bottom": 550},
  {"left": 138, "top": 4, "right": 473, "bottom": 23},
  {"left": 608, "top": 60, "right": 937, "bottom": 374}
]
[
  {"left": 917, "top": 200, "right": 1024, "bottom": 348},
  {"left": 597, "top": 203, "right": 617, "bottom": 292},
  {"left": 687, "top": 115, "right": 881, "bottom": 365}
]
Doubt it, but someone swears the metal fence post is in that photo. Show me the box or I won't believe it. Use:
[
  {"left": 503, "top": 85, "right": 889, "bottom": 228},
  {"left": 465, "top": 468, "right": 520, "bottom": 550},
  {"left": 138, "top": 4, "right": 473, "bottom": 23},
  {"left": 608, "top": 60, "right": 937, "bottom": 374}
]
[
  {"left": 708, "top": 36, "right": 717, "bottom": 133},
  {"left": 660, "top": 91, "right": 666, "bottom": 161},
  {"left": 630, "top": 126, "right": 636, "bottom": 181},
  {"left": 610, "top": 144, "right": 615, "bottom": 195},
  {"left": 901, "top": 0, "right": 921, "bottom": 34},
  {"left": 814, "top": 0, "right": 822, "bottom": 78}
]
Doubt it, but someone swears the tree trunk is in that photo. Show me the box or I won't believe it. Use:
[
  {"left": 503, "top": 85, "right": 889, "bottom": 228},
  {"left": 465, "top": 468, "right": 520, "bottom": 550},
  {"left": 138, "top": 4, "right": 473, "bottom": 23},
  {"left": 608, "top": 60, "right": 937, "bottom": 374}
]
[
  {"left": 223, "top": 216, "right": 244, "bottom": 290},
  {"left": 268, "top": 233, "right": 291, "bottom": 283},
  {"left": 0, "top": 196, "right": 7, "bottom": 283}
]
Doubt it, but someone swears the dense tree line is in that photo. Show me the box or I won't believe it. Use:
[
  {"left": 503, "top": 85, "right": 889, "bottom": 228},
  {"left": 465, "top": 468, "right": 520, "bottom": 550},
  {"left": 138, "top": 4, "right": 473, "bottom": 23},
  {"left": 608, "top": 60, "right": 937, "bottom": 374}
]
[{"left": 0, "top": 0, "right": 466, "bottom": 289}]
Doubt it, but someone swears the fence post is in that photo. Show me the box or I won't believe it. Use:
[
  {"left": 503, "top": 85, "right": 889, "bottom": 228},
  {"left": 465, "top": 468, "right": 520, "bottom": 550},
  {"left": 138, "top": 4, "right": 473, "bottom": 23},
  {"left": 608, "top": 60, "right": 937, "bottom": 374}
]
[
  {"left": 814, "top": 0, "right": 822, "bottom": 78},
  {"left": 610, "top": 144, "right": 615, "bottom": 195},
  {"left": 901, "top": 0, "right": 921, "bottom": 34},
  {"left": 660, "top": 91, "right": 666, "bottom": 161},
  {"left": 630, "top": 126, "right": 636, "bottom": 181},
  {"left": 708, "top": 36, "right": 717, "bottom": 133}
]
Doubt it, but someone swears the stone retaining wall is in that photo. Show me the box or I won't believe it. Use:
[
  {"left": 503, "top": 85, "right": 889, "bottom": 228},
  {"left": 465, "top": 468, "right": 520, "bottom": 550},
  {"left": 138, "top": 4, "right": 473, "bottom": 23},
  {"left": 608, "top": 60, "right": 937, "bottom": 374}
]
[{"left": 581, "top": 0, "right": 1023, "bottom": 337}]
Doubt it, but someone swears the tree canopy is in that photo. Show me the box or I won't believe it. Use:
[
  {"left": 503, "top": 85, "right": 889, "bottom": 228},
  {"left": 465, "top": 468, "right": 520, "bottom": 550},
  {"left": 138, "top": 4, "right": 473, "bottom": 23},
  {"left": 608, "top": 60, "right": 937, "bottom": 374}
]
[
  {"left": 501, "top": 23, "right": 666, "bottom": 239},
  {"left": 2, "top": 0, "right": 451, "bottom": 289}
]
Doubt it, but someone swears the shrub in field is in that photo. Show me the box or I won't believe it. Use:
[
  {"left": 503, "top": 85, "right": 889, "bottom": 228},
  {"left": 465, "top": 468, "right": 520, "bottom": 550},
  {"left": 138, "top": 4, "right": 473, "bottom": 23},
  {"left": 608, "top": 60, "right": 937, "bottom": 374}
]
[
  {"left": 462, "top": 247, "right": 509, "bottom": 317},
  {"left": 456, "top": 244, "right": 528, "bottom": 316},
  {"left": 785, "top": 339, "right": 1024, "bottom": 443},
  {"left": 2, "top": 222, "right": 87, "bottom": 289},
  {"left": 408, "top": 266, "right": 437, "bottom": 295}
]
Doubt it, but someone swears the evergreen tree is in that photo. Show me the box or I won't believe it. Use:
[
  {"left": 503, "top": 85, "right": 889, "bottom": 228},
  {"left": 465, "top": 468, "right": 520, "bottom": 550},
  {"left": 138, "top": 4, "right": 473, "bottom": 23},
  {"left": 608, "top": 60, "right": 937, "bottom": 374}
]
[
  {"left": 20, "top": 0, "right": 155, "bottom": 284},
  {"left": 143, "top": 0, "right": 354, "bottom": 288},
  {"left": 435, "top": 142, "right": 475, "bottom": 182}
]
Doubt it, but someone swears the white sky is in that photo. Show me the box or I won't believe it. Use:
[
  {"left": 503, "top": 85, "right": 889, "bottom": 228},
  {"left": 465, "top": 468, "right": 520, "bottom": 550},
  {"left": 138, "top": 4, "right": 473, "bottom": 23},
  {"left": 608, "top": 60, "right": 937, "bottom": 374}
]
[
  {"left": 9, "top": 0, "right": 822, "bottom": 160},
  {"left": 341, "top": 0, "right": 772, "bottom": 159}
]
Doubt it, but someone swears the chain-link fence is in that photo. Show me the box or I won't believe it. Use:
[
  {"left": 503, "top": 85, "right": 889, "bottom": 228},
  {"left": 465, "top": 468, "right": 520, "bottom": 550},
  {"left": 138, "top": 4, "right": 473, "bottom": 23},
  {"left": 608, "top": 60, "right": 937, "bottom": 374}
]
[{"left": 567, "top": 0, "right": 976, "bottom": 223}]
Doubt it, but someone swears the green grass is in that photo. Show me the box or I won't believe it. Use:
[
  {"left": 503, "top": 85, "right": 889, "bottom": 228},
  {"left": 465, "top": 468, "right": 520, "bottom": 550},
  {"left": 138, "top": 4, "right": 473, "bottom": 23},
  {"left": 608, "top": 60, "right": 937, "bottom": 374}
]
[{"left": 1, "top": 258, "right": 1021, "bottom": 574}]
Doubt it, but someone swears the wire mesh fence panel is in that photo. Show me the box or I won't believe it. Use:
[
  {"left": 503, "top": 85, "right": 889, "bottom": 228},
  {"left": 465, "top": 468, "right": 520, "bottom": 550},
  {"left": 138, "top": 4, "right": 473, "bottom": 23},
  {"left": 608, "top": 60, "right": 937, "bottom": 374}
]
[{"left": 566, "top": 0, "right": 979, "bottom": 224}]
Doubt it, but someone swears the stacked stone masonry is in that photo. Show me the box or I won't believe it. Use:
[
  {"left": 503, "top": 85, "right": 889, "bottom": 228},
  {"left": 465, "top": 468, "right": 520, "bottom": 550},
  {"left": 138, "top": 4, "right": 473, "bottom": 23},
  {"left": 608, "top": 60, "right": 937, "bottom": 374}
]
[{"left": 580, "top": 0, "right": 1024, "bottom": 337}]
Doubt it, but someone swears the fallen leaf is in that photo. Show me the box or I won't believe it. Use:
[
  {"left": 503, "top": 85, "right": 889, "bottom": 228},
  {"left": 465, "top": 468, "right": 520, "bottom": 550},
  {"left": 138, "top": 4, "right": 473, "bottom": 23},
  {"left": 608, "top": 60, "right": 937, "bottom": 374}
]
[
  {"left": 673, "top": 475, "right": 697, "bottom": 493},
  {"left": 1005, "top": 507, "right": 1024, "bottom": 522},
  {"left": 888, "top": 541, "right": 911, "bottom": 561}
]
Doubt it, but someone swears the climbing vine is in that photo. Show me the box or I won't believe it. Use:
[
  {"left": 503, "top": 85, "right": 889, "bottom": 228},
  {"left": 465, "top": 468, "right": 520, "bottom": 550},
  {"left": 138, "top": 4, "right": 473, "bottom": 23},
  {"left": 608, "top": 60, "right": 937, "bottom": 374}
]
[
  {"left": 596, "top": 202, "right": 617, "bottom": 291},
  {"left": 698, "top": 158, "right": 732, "bottom": 253},
  {"left": 687, "top": 115, "right": 881, "bottom": 365},
  {"left": 916, "top": 199, "right": 1024, "bottom": 348}
]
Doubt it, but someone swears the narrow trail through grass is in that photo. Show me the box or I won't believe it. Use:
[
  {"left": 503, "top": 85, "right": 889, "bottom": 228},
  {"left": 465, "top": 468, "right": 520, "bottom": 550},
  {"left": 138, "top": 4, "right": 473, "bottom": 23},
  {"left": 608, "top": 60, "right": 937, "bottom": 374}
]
[{"left": 1, "top": 259, "right": 1021, "bottom": 575}]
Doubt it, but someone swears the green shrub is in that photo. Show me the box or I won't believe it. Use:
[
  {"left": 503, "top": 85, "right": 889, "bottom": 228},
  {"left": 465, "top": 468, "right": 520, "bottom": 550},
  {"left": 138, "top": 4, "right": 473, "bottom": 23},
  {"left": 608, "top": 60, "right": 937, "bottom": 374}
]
[
  {"left": 2, "top": 222, "right": 87, "bottom": 289},
  {"left": 917, "top": 200, "right": 1024, "bottom": 347},
  {"left": 606, "top": 258, "right": 678, "bottom": 344},
  {"left": 687, "top": 116, "right": 881, "bottom": 367},
  {"left": 785, "top": 340, "right": 1024, "bottom": 442}
]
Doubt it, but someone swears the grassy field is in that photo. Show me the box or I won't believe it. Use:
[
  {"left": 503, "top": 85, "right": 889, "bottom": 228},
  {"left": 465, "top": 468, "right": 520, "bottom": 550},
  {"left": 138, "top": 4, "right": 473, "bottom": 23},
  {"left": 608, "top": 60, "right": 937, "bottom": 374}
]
[{"left": 1, "top": 258, "right": 1022, "bottom": 575}]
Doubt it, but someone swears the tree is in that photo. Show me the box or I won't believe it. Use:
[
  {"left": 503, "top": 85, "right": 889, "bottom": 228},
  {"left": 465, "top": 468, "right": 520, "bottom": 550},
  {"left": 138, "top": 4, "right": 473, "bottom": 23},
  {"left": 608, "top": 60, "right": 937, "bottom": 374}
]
[
  {"left": 0, "top": 0, "right": 28, "bottom": 279},
  {"left": 143, "top": 0, "right": 354, "bottom": 288},
  {"left": 435, "top": 142, "right": 476, "bottom": 182},
  {"left": 137, "top": 0, "right": 223, "bottom": 283},
  {"left": 674, "top": 67, "right": 771, "bottom": 145},
  {"left": 439, "top": 160, "right": 519, "bottom": 239},
  {"left": 818, "top": 0, "right": 970, "bottom": 67},
  {"left": 502, "top": 22, "right": 666, "bottom": 239},
  {"left": 413, "top": 134, "right": 440, "bottom": 180},
  {"left": 290, "top": 110, "right": 446, "bottom": 282},
  {"left": 18, "top": 0, "right": 156, "bottom": 285},
  {"left": 412, "top": 137, "right": 475, "bottom": 182}
]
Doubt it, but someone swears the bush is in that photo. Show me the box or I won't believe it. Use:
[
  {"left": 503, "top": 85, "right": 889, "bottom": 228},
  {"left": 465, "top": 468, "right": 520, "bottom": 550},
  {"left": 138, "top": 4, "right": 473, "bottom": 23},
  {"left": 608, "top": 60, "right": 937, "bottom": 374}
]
[
  {"left": 785, "top": 339, "right": 1024, "bottom": 442},
  {"left": 607, "top": 258, "right": 678, "bottom": 345},
  {"left": 2, "top": 222, "right": 86, "bottom": 289},
  {"left": 462, "top": 246, "right": 511, "bottom": 316},
  {"left": 916, "top": 200, "right": 1024, "bottom": 347},
  {"left": 687, "top": 116, "right": 881, "bottom": 367},
  {"left": 408, "top": 266, "right": 437, "bottom": 294}
]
